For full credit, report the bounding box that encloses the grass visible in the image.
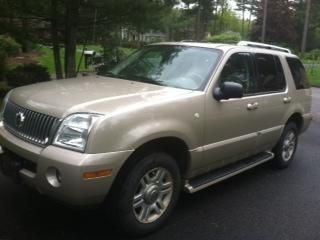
[304,59,320,87]
[307,68,320,87]
[37,45,136,77]
[37,46,87,76]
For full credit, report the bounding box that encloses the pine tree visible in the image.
[251,0,297,45]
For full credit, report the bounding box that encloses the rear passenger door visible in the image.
[252,53,289,151]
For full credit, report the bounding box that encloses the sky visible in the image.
[176,0,252,19]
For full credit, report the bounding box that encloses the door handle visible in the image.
[283,96,292,104]
[247,102,259,110]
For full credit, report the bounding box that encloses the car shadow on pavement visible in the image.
[0,162,275,240]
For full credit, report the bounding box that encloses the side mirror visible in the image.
[213,81,244,101]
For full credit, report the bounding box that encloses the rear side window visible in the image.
[255,53,286,93]
[286,57,310,89]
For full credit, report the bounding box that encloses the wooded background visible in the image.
[0,0,319,82]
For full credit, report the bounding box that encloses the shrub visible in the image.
[0,35,21,81]
[206,31,241,44]
[0,35,21,56]
[6,64,51,87]
[0,82,12,98]
[304,49,320,61]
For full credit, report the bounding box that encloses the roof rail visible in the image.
[237,41,291,54]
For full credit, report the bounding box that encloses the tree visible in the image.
[251,0,297,45]
[301,0,311,54]
[64,0,80,78]
[261,0,268,42]
[196,0,214,40]
[0,0,177,78]
[50,0,63,79]
[235,0,259,38]
[235,0,250,37]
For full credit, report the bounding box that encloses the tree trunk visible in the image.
[301,0,311,54]
[241,6,245,38]
[51,0,63,79]
[21,0,30,52]
[195,0,201,41]
[261,0,268,42]
[64,0,80,78]
[247,2,253,36]
[219,0,226,32]
[92,8,97,44]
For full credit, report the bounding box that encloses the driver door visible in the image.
[202,52,261,171]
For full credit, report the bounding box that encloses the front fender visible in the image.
[86,93,205,154]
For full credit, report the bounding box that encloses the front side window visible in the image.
[102,45,222,90]
[219,52,255,95]
[255,53,286,93]
[286,57,310,89]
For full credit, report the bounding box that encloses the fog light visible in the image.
[46,167,62,188]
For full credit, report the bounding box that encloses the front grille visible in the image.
[3,101,60,146]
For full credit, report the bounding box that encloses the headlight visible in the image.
[0,90,12,121]
[53,113,102,152]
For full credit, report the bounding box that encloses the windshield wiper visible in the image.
[121,74,167,87]
[102,72,167,87]
[103,71,119,78]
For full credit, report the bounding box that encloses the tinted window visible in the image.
[286,57,310,89]
[274,56,286,86]
[103,46,222,90]
[255,53,286,93]
[219,53,255,95]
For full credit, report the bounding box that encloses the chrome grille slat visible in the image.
[30,112,37,139]
[41,115,49,142]
[3,101,60,146]
[34,113,41,142]
[24,110,33,136]
[45,118,54,141]
[38,114,46,142]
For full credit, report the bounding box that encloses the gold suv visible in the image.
[0,41,312,235]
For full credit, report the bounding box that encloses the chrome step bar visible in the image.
[184,151,274,193]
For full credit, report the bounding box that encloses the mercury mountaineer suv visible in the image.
[0,41,312,235]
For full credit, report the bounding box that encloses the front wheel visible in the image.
[272,122,299,169]
[111,152,181,236]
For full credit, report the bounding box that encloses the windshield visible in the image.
[101,45,222,90]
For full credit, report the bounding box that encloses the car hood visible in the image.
[9,75,193,118]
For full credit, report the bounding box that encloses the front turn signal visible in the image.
[83,169,113,180]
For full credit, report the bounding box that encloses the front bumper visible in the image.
[0,124,133,206]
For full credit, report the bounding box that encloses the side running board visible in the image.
[184,151,274,193]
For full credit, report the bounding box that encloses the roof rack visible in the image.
[237,41,291,54]
[180,40,196,42]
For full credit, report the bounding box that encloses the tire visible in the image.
[272,122,299,169]
[110,152,181,236]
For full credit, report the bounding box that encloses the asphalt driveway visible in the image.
[0,88,320,240]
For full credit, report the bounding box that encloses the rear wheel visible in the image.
[111,152,181,236]
[272,122,298,169]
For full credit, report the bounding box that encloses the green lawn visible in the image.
[302,59,320,87]
[306,67,320,87]
[307,65,320,87]
[37,46,87,75]
[37,45,135,76]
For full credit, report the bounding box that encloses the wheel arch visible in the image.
[107,137,191,200]
[285,112,303,132]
